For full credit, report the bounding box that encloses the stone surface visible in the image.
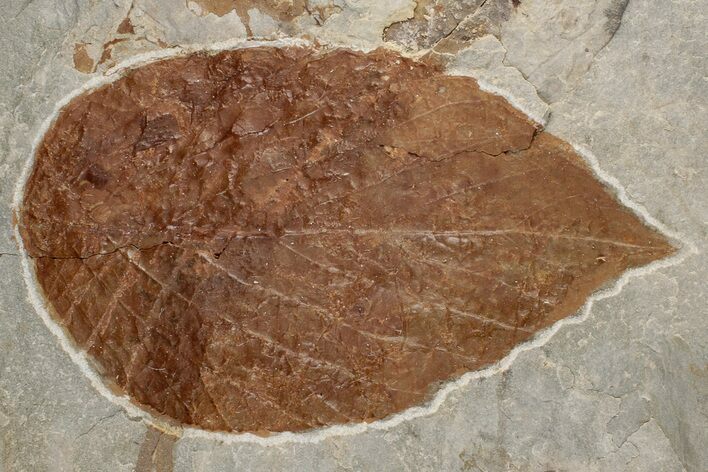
[446,35,550,124]
[0,0,705,470]
[383,0,490,50]
[19,46,671,433]
[499,0,631,103]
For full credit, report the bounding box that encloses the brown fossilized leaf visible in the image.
[20,46,673,433]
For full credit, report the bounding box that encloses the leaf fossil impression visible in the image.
[20,46,674,433]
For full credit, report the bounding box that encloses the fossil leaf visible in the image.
[20,46,673,433]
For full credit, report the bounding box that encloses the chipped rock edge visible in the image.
[11,38,694,445]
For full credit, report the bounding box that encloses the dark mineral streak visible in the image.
[20,46,673,433]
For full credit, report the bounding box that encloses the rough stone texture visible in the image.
[0,0,705,470]
[499,0,632,103]
[383,0,489,50]
[446,35,550,124]
[384,0,637,103]
[19,46,670,433]
[428,0,517,55]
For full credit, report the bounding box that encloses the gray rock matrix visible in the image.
[0,0,705,470]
